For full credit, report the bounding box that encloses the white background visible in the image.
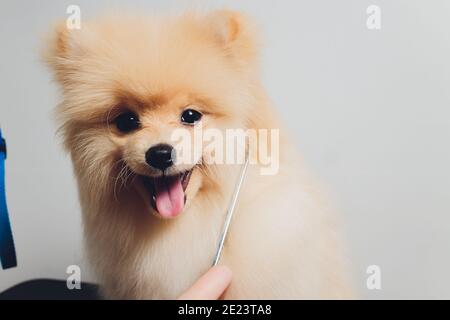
[1,0,449,299]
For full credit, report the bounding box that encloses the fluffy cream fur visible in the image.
[44,10,353,299]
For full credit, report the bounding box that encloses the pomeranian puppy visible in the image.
[44,10,353,299]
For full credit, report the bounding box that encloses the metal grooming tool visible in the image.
[212,143,250,266]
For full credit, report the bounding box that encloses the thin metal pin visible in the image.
[212,144,250,266]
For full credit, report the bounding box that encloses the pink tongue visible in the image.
[153,175,185,218]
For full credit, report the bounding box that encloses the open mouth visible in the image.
[141,170,193,218]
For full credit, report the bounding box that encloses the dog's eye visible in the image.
[114,111,140,133]
[181,109,202,125]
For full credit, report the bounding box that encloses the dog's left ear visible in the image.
[206,10,259,67]
[42,21,98,85]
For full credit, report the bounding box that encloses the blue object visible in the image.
[0,128,17,269]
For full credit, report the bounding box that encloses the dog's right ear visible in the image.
[205,10,260,69]
[43,21,95,84]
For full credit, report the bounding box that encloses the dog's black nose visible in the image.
[145,144,175,171]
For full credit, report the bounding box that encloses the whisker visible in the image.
[113,161,128,202]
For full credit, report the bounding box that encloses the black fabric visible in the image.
[0,279,100,300]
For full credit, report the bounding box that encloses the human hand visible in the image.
[177,265,232,300]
